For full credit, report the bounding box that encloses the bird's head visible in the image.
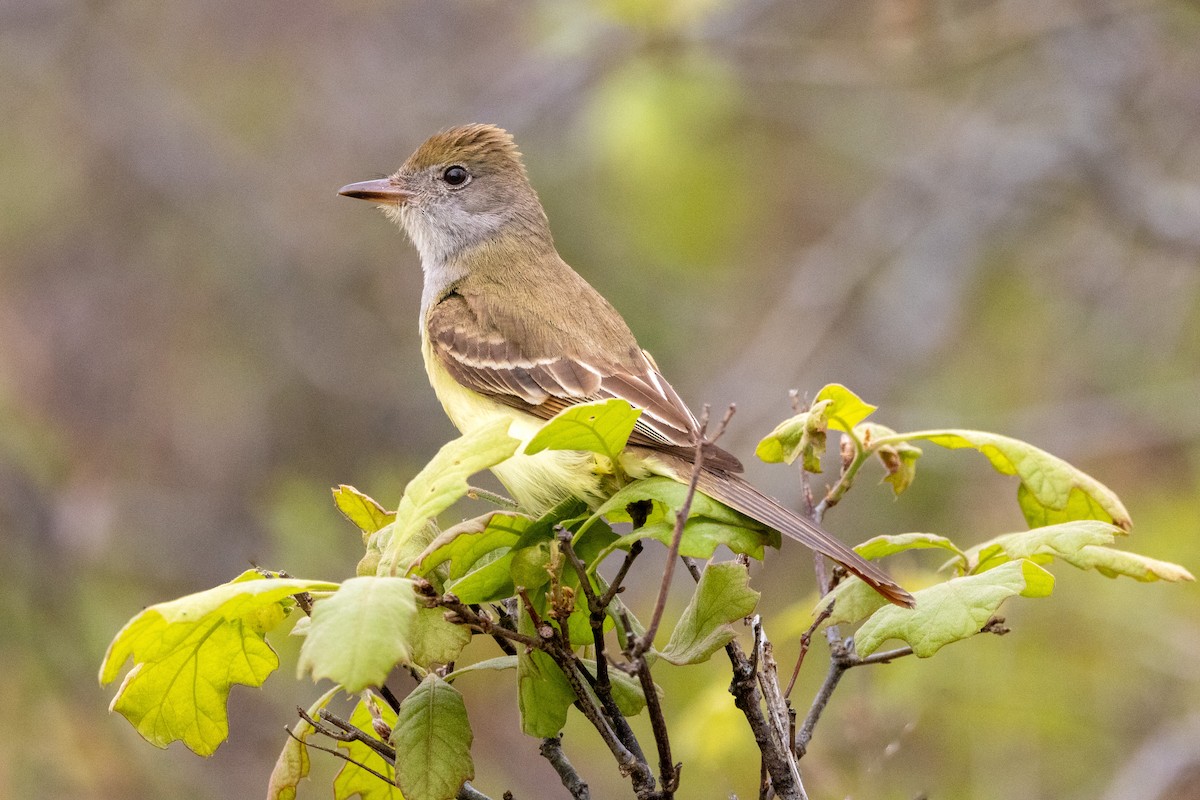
[339,124,550,264]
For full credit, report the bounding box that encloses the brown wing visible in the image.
[426,291,742,471]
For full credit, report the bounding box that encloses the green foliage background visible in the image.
[3,0,1199,798]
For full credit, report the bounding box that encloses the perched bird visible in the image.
[339,124,912,607]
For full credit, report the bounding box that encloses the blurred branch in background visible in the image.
[1,0,1197,798]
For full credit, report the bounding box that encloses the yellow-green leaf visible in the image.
[524,399,642,465]
[407,511,532,578]
[854,560,1054,658]
[100,571,338,755]
[408,606,473,668]
[855,532,965,562]
[965,520,1122,573]
[1067,546,1194,582]
[754,399,830,469]
[334,485,396,538]
[334,693,401,800]
[378,418,520,575]
[814,384,877,433]
[298,577,418,693]
[394,675,474,800]
[661,562,759,665]
[914,429,1132,530]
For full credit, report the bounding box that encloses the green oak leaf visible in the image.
[966,521,1194,582]
[408,606,473,668]
[524,398,642,465]
[408,511,532,579]
[298,577,418,693]
[585,477,778,565]
[854,560,1054,657]
[333,485,396,540]
[517,613,576,737]
[394,675,474,800]
[966,520,1122,573]
[591,476,753,528]
[377,418,520,575]
[817,577,890,629]
[816,533,966,627]
[754,398,831,470]
[597,517,774,564]
[267,686,340,800]
[912,429,1132,530]
[444,548,518,604]
[1068,547,1194,582]
[99,571,338,755]
[334,692,401,800]
[661,562,760,665]
[854,532,966,562]
[815,383,878,433]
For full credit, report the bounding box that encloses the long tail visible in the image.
[695,469,915,608]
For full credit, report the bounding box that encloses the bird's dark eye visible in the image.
[442,166,470,186]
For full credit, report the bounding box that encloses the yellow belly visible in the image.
[422,335,611,513]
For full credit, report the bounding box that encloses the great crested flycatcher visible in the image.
[339,123,912,607]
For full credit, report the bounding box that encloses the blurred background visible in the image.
[3,0,1199,797]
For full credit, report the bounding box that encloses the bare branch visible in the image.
[753,617,807,800]
[285,727,396,787]
[540,735,591,800]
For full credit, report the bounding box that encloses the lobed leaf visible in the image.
[585,477,778,566]
[855,532,966,562]
[333,485,396,539]
[965,520,1121,573]
[377,418,520,575]
[911,429,1132,530]
[814,383,878,433]
[1068,546,1194,582]
[661,562,760,665]
[524,398,642,465]
[298,577,418,693]
[407,511,532,579]
[394,675,474,800]
[99,571,337,755]
[334,693,401,800]
[854,560,1054,657]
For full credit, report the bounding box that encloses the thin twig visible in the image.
[515,584,655,797]
[378,684,402,714]
[317,710,396,762]
[557,529,646,763]
[285,727,396,787]
[620,613,679,797]
[634,406,712,657]
[458,782,494,800]
[795,641,851,759]
[429,588,543,650]
[598,541,643,609]
[784,602,834,698]
[854,645,914,666]
[540,736,591,800]
[473,603,518,656]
